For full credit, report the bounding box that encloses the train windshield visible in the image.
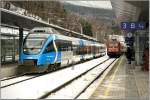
[23,33,49,54]
[108,42,118,48]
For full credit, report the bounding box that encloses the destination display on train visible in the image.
[120,22,145,30]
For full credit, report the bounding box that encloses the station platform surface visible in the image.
[90,56,149,100]
[1,63,19,79]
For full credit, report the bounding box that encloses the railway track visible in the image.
[1,57,105,88]
[75,58,118,99]
[1,56,113,99]
[0,55,105,88]
[39,58,111,99]
[1,75,25,81]
[45,58,118,99]
[1,75,41,88]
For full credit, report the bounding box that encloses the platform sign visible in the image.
[121,22,145,30]
[127,32,132,38]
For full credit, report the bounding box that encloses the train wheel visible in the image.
[55,63,61,70]
[46,64,54,72]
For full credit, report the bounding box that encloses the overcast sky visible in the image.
[64,1,112,9]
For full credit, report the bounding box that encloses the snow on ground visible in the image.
[46,58,116,99]
[1,55,108,99]
[1,75,35,87]
[77,59,119,99]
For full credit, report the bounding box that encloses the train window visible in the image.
[55,40,72,51]
[23,33,49,54]
[73,45,79,55]
[87,46,89,54]
[92,46,96,54]
[44,41,55,53]
[62,41,72,51]
[55,40,61,51]
[72,45,77,55]
[79,47,82,55]
[89,46,92,54]
[24,36,47,49]
[79,46,87,55]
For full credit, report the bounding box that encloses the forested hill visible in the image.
[63,3,115,22]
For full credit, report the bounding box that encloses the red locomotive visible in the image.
[106,39,122,57]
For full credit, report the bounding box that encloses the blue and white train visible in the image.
[20,27,106,73]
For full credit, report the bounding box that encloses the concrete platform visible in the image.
[90,56,149,100]
[1,63,19,79]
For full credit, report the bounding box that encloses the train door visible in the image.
[56,40,73,67]
[42,40,57,65]
[79,40,85,60]
[72,41,80,63]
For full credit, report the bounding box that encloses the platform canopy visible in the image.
[111,0,149,25]
[1,8,96,41]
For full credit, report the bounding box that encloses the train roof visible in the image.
[53,33,79,42]
[30,27,60,35]
[29,28,104,46]
[53,34,105,47]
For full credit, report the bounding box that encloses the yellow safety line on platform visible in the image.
[103,57,123,98]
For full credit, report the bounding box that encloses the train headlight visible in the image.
[33,48,41,53]
[24,48,27,52]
